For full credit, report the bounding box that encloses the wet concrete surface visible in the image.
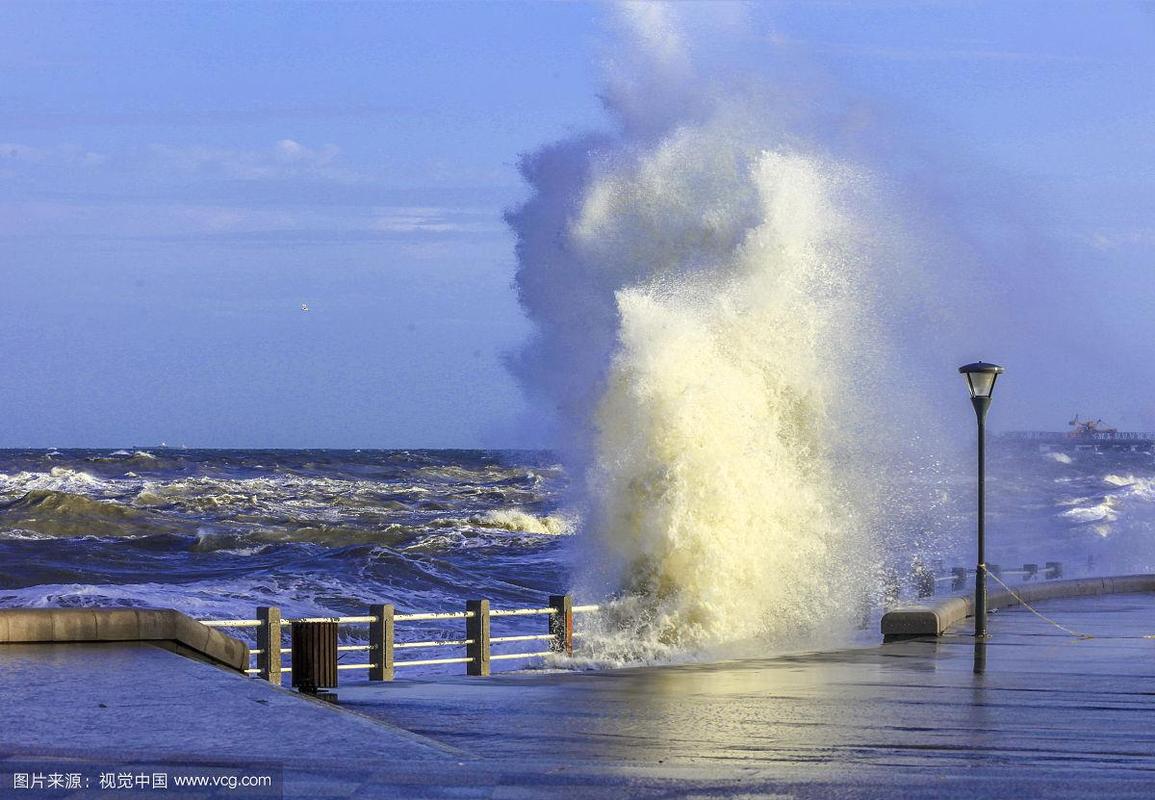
[340,593,1155,797]
[2,595,1154,798]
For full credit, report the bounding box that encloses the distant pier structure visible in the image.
[1000,415,1155,453]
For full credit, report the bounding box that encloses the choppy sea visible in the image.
[0,449,573,670]
[1,445,1153,669]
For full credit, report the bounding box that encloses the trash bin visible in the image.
[291,621,338,694]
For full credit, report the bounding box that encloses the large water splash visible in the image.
[508,5,948,661]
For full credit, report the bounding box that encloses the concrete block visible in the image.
[135,609,174,640]
[0,608,248,672]
[4,610,56,642]
[95,609,143,641]
[881,607,939,639]
[204,628,248,670]
[882,597,970,640]
[1106,575,1155,594]
[172,613,211,655]
[51,610,99,642]
[882,574,1155,640]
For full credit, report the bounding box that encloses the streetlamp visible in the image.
[959,361,1004,638]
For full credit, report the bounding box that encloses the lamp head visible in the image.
[958,361,1005,400]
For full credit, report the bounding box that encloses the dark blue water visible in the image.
[0,449,575,669]
[3,444,1155,670]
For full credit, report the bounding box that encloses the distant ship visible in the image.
[1000,415,1155,453]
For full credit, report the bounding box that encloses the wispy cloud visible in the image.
[1083,227,1155,252]
[0,137,508,247]
[0,103,434,132]
[0,142,108,167]
[148,139,358,183]
[766,33,1098,65]
[1,138,362,183]
[0,199,502,243]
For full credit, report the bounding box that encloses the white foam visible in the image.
[505,8,946,660]
[473,509,572,535]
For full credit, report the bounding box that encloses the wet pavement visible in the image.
[2,594,1154,798]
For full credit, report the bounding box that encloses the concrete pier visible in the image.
[3,594,1154,798]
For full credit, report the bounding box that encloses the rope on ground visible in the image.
[986,569,1094,639]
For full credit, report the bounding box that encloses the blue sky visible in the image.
[2,1,1153,447]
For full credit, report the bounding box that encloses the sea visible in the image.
[0,449,573,671]
[1,444,1153,670]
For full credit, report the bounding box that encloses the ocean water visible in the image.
[2,445,1154,671]
[0,449,575,669]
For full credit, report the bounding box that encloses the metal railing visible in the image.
[1002,430,1155,442]
[909,561,1064,599]
[202,594,600,684]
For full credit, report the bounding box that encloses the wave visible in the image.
[0,490,182,537]
[0,467,118,498]
[1059,499,1118,525]
[470,509,572,535]
[506,6,954,660]
[1102,474,1155,500]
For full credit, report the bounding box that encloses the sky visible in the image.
[1,1,1154,448]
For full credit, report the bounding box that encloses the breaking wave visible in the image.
[506,6,952,661]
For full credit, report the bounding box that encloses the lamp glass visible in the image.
[965,371,998,399]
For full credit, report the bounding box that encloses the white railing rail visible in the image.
[909,561,1064,599]
[202,594,600,684]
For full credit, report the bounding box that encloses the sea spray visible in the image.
[508,6,944,661]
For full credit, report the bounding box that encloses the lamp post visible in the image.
[959,361,1004,639]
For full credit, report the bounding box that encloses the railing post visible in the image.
[465,599,490,677]
[369,603,394,682]
[257,606,281,685]
[912,562,935,599]
[548,594,573,656]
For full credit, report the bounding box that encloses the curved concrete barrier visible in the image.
[0,608,249,671]
[881,574,1155,641]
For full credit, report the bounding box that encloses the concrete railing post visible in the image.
[369,603,394,682]
[548,594,573,656]
[466,599,490,677]
[257,606,282,685]
[912,563,935,598]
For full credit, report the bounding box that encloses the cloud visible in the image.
[370,207,496,234]
[148,139,356,182]
[0,198,501,243]
[0,137,506,247]
[1082,227,1155,252]
[0,142,107,166]
[765,34,1097,65]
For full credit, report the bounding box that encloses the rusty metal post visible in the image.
[548,594,573,656]
[465,599,490,677]
[257,606,281,685]
[369,603,394,682]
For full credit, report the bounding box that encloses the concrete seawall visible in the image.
[881,573,1155,640]
[0,608,249,670]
